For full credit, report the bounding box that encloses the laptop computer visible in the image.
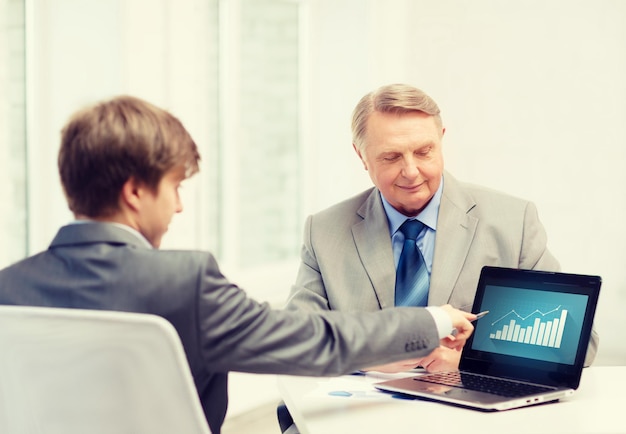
[375,266,601,410]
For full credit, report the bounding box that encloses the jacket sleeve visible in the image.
[520,201,561,271]
[285,215,333,312]
[195,252,440,376]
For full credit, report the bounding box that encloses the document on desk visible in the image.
[306,371,423,401]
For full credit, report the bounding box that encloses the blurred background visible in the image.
[2,0,625,428]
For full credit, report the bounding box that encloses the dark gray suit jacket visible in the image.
[287,172,598,365]
[0,222,442,433]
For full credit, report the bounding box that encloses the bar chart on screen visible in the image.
[489,305,567,348]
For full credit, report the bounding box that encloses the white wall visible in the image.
[307,0,626,365]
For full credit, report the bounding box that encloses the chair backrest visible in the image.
[0,305,211,434]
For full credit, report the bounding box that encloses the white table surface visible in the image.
[277,366,626,434]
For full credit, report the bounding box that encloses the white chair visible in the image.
[0,305,211,434]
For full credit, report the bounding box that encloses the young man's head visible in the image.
[58,95,201,246]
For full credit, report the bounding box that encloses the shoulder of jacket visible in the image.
[313,187,376,218]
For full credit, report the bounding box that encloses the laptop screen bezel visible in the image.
[459,266,601,389]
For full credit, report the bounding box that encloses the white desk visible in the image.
[277,366,625,434]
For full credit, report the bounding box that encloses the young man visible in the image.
[0,95,475,434]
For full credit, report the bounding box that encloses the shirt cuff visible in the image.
[425,306,453,340]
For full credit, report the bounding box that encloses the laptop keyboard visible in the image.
[415,371,555,398]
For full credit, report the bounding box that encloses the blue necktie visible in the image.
[394,219,430,307]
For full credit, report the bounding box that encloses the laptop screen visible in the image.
[461,267,601,387]
[471,285,588,365]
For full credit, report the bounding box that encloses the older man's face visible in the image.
[355,110,444,216]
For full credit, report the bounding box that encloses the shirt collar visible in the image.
[381,175,444,236]
[69,219,153,248]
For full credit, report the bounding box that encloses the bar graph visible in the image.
[489,305,567,348]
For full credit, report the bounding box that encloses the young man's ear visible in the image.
[120,177,143,212]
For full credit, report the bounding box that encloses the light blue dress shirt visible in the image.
[381,176,444,274]
[381,177,451,338]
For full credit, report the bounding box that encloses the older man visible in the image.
[286,83,598,372]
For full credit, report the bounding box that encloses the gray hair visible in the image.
[351,83,442,150]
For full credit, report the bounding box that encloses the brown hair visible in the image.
[58,95,200,217]
[351,83,442,150]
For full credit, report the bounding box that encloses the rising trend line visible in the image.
[490,305,562,326]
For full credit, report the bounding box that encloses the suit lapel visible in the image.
[352,189,396,309]
[429,173,478,306]
[349,175,478,309]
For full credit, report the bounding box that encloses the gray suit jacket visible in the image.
[287,171,598,364]
[0,223,442,434]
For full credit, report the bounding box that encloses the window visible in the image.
[218,0,303,268]
[0,0,27,267]
[1,0,306,291]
